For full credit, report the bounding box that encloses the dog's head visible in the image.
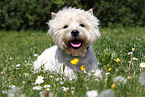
[48,7,100,56]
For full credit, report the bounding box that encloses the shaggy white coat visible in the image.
[34,7,101,79]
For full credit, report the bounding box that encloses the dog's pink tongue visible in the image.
[70,42,81,47]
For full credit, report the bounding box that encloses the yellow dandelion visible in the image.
[80,65,86,71]
[111,83,117,88]
[144,56,145,58]
[108,68,112,71]
[71,58,79,65]
[132,48,135,51]
[115,58,120,63]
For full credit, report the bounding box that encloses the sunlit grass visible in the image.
[0,27,145,97]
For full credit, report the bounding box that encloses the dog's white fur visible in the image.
[34,7,101,79]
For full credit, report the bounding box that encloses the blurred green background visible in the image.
[0,0,145,30]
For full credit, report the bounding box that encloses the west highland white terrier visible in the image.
[34,7,101,79]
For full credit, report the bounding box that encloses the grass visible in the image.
[0,27,145,97]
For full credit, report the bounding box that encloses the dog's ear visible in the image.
[51,12,56,19]
[87,8,93,15]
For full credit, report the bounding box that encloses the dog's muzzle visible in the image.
[69,30,82,49]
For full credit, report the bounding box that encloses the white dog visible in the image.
[34,7,101,79]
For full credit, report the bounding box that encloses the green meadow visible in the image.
[0,27,145,97]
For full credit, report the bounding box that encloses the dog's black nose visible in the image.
[71,30,79,37]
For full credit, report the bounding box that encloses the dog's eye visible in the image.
[80,24,85,27]
[63,25,68,29]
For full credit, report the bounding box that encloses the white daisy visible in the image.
[23,73,29,76]
[140,63,145,68]
[16,64,20,67]
[128,52,133,55]
[86,90,98,97]
[9,85,16,88]
[34,54,38,57]
[33,85,42,90]
[45,88,50,91]
[2,90,7,94]
[132,57,138,60]
[60,81,64,84]
[35,78,44,85]
[62,87,69,91]
[44,84,50,88]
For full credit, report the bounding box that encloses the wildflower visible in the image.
[71,87,75,90]
[71,91,74,95]
[132,48,135,51]
[1,71,4,75]
[86,90,98,97]
[113,76,127,85]
[2,90,7,94]
[138,72,145,86]
[128,61,131,63]
[35,78,44,85]
[86,87,89,89]
[127,76,132,79]
[35,75,44,85]
[38,75,44,79]
[99,89,116,97]
[80,65,86,71]
[108,68,112,71]
[111,83,117,88]
[9,85,16,88]
[55,78,59,81]
[60,81,64,84]
[71,58,79,65]
[140,63,145,68]
[16,68,19,70]
[132,57,138,60]
[115,58,120,62]
[33,85,42,90]
[106,73,110,75]
[62,87,69,91]
[69,91,74,96]
[16,64,20,67]
[45,88,50,91]
[34,54,38,57]
[22,81,25,84]
[44,84,50,88]
[24,60,27,63]
[128,52,133,55]
[23,73,29,76]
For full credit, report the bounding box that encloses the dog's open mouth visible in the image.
[69,40,82,49]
